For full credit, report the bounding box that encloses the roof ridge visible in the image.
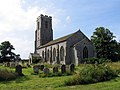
[38,31,77,48]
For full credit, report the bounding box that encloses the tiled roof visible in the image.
[38,32,75,48]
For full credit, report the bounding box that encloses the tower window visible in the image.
[37,22,39,29]
[45,21,48,28]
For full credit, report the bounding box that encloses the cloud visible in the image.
[66,16,71,23]
[1,36,33,58]
[0,0,40,34]
[0,0,65,58]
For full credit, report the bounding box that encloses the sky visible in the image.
[0,0,120,59]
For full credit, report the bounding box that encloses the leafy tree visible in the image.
[91,27,118,61]
[0,41,18,62]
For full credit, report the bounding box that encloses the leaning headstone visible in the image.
[43,67,49,75]
[40,65,44,71]
[61,65,66,73]
[70,64,75,72]
[15,65,23,76]
[53,67,58,73]
[33,65,39,74]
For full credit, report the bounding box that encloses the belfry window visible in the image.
[37,22,39,29]
[45,21,48,28]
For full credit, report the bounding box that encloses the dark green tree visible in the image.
[91,27,118,61]
[0,41,16,62]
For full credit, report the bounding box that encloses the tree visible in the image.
[0,41,18,62]
[91,27,118,61]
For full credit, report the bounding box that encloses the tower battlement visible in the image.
[37,14,52,21]
[35,14,53,52]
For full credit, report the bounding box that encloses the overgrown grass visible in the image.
[0,62,120,90]
[0,68,17,81]
[64,64,117,86]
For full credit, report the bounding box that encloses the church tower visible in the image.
[35,14,53,53]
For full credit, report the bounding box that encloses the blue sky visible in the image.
[0,0,120,59]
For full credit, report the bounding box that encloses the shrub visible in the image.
[0,69,17,81]
[84,57,108,64]
[64,64,117,85]
[32,57,42,64]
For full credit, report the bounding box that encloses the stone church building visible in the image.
[31,14,95,65]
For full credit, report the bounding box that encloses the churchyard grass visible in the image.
[0,62,120,90]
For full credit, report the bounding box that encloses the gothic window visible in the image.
[53,48,56,61]
[47,49,49,59]
[42,51,44,58]
[83,46,88,59]
[60,46,64,61]
[45,21,48,28]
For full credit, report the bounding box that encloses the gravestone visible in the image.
[6,62,10,67]
[10,62,16,68]
[61,65,66,73]
[4,63,7,67]
[40,65,44,71]
[37,65,41,69]
[33,65,39,74]
[53,67,58,73]
[70,64,75,72]
[43,67,49,75]
[15,65,23,76]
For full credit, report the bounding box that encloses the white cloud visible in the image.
[0,0,40,34]
[66,16,71,23]
[1,37,33,59]
[0,0,65,58]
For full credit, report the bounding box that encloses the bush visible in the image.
[84,57,108,64]
[32,57,42,64]
[0,69,17,81]
[64,64,117,85]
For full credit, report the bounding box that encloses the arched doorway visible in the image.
[60,46,64,61]
[83,46,88,59]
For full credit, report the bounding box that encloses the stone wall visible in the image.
[37,41,67,65]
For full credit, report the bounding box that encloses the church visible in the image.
[31,14,96,65]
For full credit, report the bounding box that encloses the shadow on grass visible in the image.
[15,75,30,83]
[0,75,30,84]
